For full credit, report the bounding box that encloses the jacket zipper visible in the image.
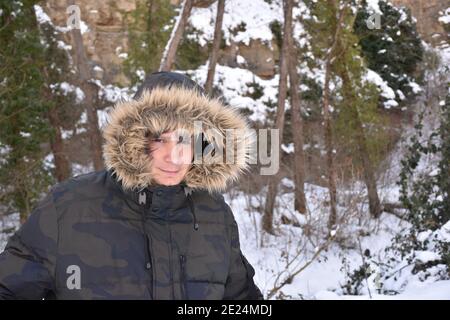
[179,254,187,299]
[140,191,153,299]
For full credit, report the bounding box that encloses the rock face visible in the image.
[391,0,448,45]
[44,0,134,85]
[41,0,447,87]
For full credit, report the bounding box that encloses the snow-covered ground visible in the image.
[226,181,450,300]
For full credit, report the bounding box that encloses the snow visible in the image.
[79,20,89,34]
[438,8,450,24]
[57,40,72,51]
[94,80,134,104]
[49,82,85,103]
[363,69,406,108]
[281,143,294,154]
[364,69,396,100]
[34,5,52,25]
[189,0,283,46]
[384,99,399,109]
[225,178,450,299]
[366,0,382,15]
[185,64,279,123]
[236,55,246,64]
[408,81,422,94]
[414,251,441,264]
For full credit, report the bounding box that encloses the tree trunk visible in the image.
[69,1,104,171]
[262,0,293,235]
[36,18,72,182]
[159,0,194,72]
[323,1,347,230]
[204,0,225,95]
[287,20,307,215]
[47,109,71,182]
[323,59,338,230]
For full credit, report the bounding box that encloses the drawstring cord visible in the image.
[183,185,199,231]
[187,194,199,231]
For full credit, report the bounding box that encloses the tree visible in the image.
[321,0,348,229]
[35,8,74,182]
[124,0,175,84]
[68,1,103,171]
[334,2,382,219]
[204,0,225,95]
[159,0,194,72]
[287,2,307,215]
[354,0,423,106]
[0,0,54,223]
[262,0,293,235]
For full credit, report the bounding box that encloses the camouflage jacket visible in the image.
[0,73,262,300]
[0,170,263,300]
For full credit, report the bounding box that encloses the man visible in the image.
[0,71,263,300]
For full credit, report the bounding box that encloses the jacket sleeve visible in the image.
[0,191,58,300]
[223,204,264,300]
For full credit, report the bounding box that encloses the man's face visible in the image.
[148,130,193,186]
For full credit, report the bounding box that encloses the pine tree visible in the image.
[0,0,54,222]
[354,0,424,106]
[124,0,175,84]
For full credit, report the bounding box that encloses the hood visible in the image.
[102,72,252,194]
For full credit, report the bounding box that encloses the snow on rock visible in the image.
[185,64,279,123]
[438,8,450,25]
[189,0,282,46]
[34,4,52,25]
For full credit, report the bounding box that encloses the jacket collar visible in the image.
[106,170,199,229]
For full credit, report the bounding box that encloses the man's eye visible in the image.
[177,136,191,145]
[151,138,163,143]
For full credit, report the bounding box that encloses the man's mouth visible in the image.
[159,168,180,175]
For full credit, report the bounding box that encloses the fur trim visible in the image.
[102,86,253,193]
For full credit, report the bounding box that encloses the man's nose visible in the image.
[163,142,183,164]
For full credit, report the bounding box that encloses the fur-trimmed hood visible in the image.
[102,74,252,194]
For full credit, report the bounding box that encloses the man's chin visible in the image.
[154,177,183,186]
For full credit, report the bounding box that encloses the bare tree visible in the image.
[204,0,225,95]
[262,0,293,235]
[159,0,194,72]
[287,12,307,214]
[68,1,103,171]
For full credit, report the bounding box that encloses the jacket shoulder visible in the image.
[190,190,235,227]
[49,170,112,204]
